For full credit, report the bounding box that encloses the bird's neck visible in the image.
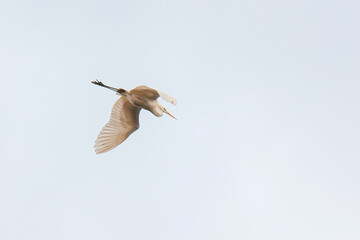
[150,102,164,117]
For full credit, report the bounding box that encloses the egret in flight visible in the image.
[91,80,177,154]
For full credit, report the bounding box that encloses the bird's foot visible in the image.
[92,79,105,87]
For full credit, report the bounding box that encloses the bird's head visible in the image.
[161,106,177,120]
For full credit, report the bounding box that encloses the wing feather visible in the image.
[130,85,177,105]
[94,97,141,154]
[158,91,177,105]
[130,85,159,100]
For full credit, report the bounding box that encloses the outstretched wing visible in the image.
[94,97,141,154]
[157,90,177,105]
[131,85,177,105]
[130,85,160,100]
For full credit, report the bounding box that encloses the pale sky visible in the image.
[0,0,359,239]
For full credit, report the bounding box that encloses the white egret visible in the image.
[91,80,177,154]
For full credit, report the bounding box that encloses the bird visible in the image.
[91,80,177,154]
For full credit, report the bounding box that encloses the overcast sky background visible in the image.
[1,0,359,239]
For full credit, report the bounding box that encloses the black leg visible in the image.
[91,79,118,92]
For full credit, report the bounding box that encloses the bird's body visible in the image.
[91,80,177,154]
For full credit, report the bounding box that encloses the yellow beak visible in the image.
[164,109,177,120]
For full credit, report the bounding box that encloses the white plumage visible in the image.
[158,91,178,105]
[92,80,177,154]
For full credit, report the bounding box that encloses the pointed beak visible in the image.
[164,109,177,120]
